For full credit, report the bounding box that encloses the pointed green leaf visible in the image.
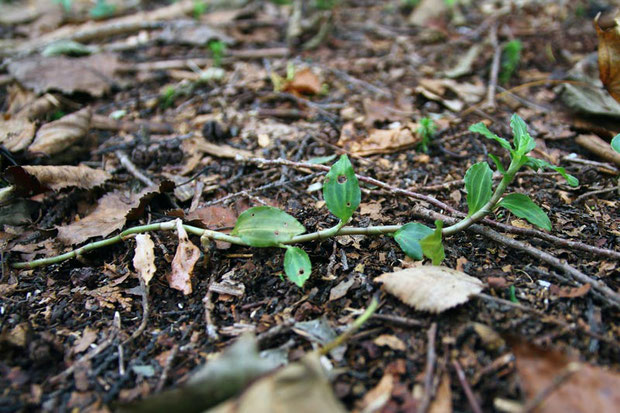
[420,220,445,265]
[464,162,493,216]
[307,154,337,164]
[510,114,536,155]
[611,134,620,154]
[525,157,579,187]
[499,193,551,231]
[488,154,506,174]
[469,122,512,152]
[323,155,361,222]
[232,206,305,247]
[394,223,433,260]
[284,246,311,287]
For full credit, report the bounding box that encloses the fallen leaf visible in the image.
[120,334,282,413]
[207,352,347,413]
[375,266,484,313]
[595,11,620,103]
[0,117,36,152]
[359,202,384,221]
[282,68,322,96]
[373,334,407,351]
[409,0,448,26]
[168,219,200,295]
[549,283,591,298]
[72,327,98,355]
[428,372,452,413]
[338,122,420,156]
[28,107,92,156]
[511,339,620,413]
[158,19,234,46]
[6,165,110,195]
[359,373,394,413]
[186,206,237,229]
[57,183,170,245]
[8,54,119,97]
[133,234,156,286]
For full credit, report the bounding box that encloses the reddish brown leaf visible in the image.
[6,165,110,195]
[186,205,237,229]
[512,339,620,413]
[549,283,591,298]
[282,68,322,96]
[595,12,620,103]
[168,220,200,295]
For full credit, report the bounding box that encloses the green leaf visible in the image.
[525,157,579,187]
[231,206,306,247]
[284,246,312,287]
[323,155,361,222]
[499,193,551,231]
[420,220,445,265]
[394,223,433,260]
[469,122,512,153]
[611,134,620,154]
[488,154,506,174]
[464,162,493,215]
[510,114,536,155]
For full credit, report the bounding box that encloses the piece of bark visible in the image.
[575,134,620,166]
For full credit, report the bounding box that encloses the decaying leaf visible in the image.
[6,165,110,195]
[338,122,420,156]
[282,67,322,96]
[186,205,238,229]
[133,234,156,286]
[0,117,36,152]
[207,352,347,413]
[57,183,170,245]
[512,339,620,413]
[428,372,452,413]
[375,266,484,313]
[8,54,119,97]
[595,12,620,103]
[28,107,92,156]
[120,334,282,413]
[168,219,200,295]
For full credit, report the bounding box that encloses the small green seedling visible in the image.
[417,117,437,153]
[11,114,579,290]
[90,0,115,19]
[193,0,207,19]
[208,40,226,67]
[315,0,339,10]
[499,40,522,84]
[53,0,72,12]
[611,134,620,154]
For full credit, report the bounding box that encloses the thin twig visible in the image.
[115,150,155,187]
[419,323,438,413]
[125,277,150,344]
[155,344,179,393]
[486,23,500,108]
[452,359,483,413]
[574,185,620,204]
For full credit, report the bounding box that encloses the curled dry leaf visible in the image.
[133,234,156,286]
[8,54,120,97]
[6,165,110,195]
[282,67,322,96]
[595,12,620,103]
[28,107,92,156]
[375,266,484,313]
[0,117,36,152]
[169,219,200,295]
[338,122,420,156]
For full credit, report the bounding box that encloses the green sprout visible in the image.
[417,117,437,153]
[90,0,115,19]
[499,40,522,84]
[193,0,207,19]
[208,40,226,68]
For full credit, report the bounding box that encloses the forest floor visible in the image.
[1,1,619,412]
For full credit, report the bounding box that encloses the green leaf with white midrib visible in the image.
[499,193,551,231]
[323,155,361,223]
[420,220,445,265]
[464,162,493,216]
[283,246,312,287]
[393,223,433,260]
[231,206,306,247]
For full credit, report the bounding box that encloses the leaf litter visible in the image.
[1,1,619,413]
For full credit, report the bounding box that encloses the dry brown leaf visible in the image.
[549,283,591,298]
[71,327,98,355]
[375,266,484,313]
[186,206,237,229]
[207,352,347,413]
[28,107,92,156]
[282,68,322,96]
[359,373,394,413]
[595,12,620,103]
[8,54,119,97]
[192,136,254,159]
[428,372,452,413]
[133,234,156,286]
[338,122,420,156]
[57,184,169,245]
[6,165,110,194]
[373,334,406,351]
[168,219,200,295]
[0,117,36,152]
[512,339,620,413]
